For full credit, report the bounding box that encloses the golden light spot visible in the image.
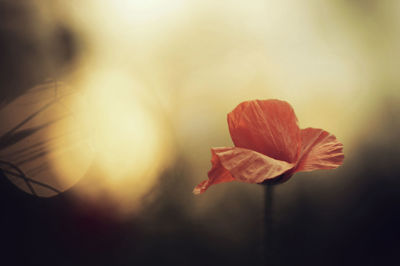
[66,68,173,214]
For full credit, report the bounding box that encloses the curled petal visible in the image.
[295,128,344,173]
[193,148,235,195]
[193,147,295,194]
[227,100,301,163]
[216,147,295,183]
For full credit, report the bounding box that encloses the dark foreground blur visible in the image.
[1,1,400,266]
[1,110,400,266]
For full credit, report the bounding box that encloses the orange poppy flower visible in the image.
[193,99,344,194]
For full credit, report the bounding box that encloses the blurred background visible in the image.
[0,0,399,265]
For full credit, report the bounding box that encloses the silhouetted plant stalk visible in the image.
[263,185,274,266]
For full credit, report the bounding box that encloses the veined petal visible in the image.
[216,147,294,184]
[227,100,301,163]
[193,148,235,195]
[295,128,344,173]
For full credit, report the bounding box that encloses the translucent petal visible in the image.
[227,99,301,163]
[215,147,295,183]
[193,146,295,194]
[193,147,235,195]
[295,128,344,172]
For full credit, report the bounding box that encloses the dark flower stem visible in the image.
[263,184,274,266]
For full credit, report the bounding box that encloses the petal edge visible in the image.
[295,128,344,173]
[193,147,235,195]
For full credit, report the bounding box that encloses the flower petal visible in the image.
[294,128,344,172]
[216,147,295,183]
[193,147,295,194]
[193,148,235,195]
[227,99,301,163]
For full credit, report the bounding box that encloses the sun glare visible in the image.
[53,68,173,214]
[83,69,169,181]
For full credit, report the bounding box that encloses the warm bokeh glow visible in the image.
[49,68,172,214]
[2,1,400,265]
[81,69,169,180]
[0,82,94,197]
[3,0,400,214]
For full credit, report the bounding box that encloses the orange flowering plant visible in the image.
[194,99,344,194]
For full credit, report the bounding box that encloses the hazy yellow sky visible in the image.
[6,0,398,214]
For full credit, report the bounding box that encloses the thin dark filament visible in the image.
[1,101,56,139]
[25,161,49,177]
[10,145,48,165]
[1,168,60,194]
[5,137,59,163]
[15,151,48,167]
[0,80,82,197]
[0,160,36,196]
[2,134,64,159]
